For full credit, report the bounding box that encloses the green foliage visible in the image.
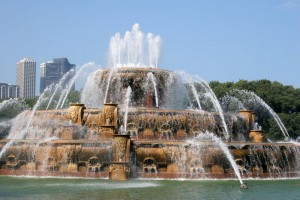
[67,90,81,104]
[24,98,38,109]
[210,80,300,140]
[0,99,28,119]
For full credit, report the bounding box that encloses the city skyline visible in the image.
[40,58,75,93]
[0,0,299,95]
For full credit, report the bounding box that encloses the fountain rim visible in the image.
[239,109,255,113]
[101,67,173,73]
[69,103,85,107]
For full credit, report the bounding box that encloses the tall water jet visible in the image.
[147,33,161,68]
[108,23,161,68]
[230,89,290,139]
[123,86,132,133]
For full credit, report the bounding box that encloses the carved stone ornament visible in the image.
[109,164,130,172]
[101,103,118,127]
[99,127,115,136]
[67,103,85,123]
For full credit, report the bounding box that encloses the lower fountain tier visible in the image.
[10,107,249,141]
[1,139,299,179]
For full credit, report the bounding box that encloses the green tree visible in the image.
[210,79,300,140]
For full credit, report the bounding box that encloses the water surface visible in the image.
[0,176,300,199]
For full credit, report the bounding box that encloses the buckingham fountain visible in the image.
[0,25,299,188]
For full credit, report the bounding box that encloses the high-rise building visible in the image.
[40,58,75,93]
[0,83,19,99]
[16,58,36,98]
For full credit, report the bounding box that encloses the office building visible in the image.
[16,58,36,98]
[0,83,19,99]
[40,58,75,93]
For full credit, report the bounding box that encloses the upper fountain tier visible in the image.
[107,23,161,69]
[89,67,181,109]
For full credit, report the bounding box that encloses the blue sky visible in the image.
[0,0,299,94]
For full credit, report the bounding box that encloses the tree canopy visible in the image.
[210,79,300,140]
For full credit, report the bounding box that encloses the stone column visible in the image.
[109,134,131,180]
[98,103,118,138]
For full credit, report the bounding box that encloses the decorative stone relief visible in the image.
[109,163,130,172]
[115,137,128,162]
[101,104,118,127]
[67,103,86,124]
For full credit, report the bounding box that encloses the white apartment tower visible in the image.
[16,58,36,98]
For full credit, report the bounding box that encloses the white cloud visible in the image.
[277,1,299,9]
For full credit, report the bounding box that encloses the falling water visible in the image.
[176,71,202,110]
[146,72,159,107]
[220,95,245,112]
[0,99,23,111]
[190,132,244,185]
[196,78,229,139]
[190,83,202,110]
[231,89,290,139]
[46,68,76,110]
[56,62,96,109]
[123,86,132,133]
[80,69,104,108]
[176,71,229,138]
[0,120,12,128]
[0,86,53,158]
[108,23,161,68]
[103,68,116,104]
[163,72,188,110]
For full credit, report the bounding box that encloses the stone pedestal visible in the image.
[98,103,118,138]
[249,130,267,143]
[239,110,255,130]
[109,162,130,180]
[109,134,131,180]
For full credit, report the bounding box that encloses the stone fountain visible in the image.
[0,24,299,184]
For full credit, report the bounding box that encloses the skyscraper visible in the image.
[40,58,75,93]
[16,58,36,98]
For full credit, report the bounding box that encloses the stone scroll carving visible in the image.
[109,163,130,173]
[67,103,86,124]
[114,136,128,162]
[101,103,118,127]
